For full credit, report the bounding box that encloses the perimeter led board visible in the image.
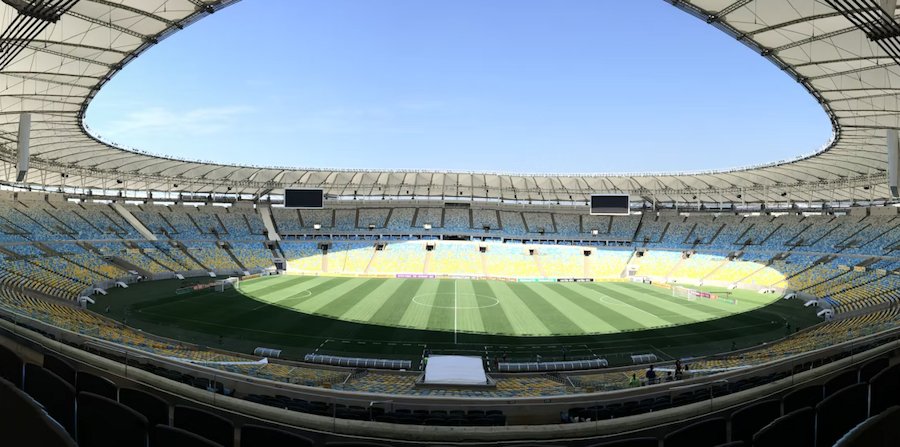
[590,194,629,215]
[284,188,324,209]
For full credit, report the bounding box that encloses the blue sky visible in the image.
[85,0,831,174]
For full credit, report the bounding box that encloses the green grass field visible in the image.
[93,275,822,367]
[236,276,777,337]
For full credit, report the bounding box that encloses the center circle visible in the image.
[411,293,500,310]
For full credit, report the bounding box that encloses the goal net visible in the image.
[672,285,737,304]
[175,277,238,295]
[215,277,239,292]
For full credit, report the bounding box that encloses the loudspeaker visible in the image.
[16,112,30,182]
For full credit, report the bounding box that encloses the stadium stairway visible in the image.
[110,202,156,241]
[270,241,285,259]
[423,248,433,274]
[770,258,824,289]
[705,223,728,246]
[108,256,153,278]
[664,256,687,282]
[534,252,547,277]
[223,244,248,271]
[257,206,281,241]
[699,258,731,282]
[173,242,210,271]
[755,222,782,246]
[0,245,23,260]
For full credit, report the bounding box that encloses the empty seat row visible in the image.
[0,348,315,447]
[0,376,75,447]
[568,356,897,447]
[2,339,899,447]
[244,392,508,426]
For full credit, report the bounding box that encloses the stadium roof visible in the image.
[0,0,897,204]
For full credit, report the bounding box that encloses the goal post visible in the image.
[671,285,736,304]
[175,277,239,295]
[215,277,239,292]
[672,285,695,299]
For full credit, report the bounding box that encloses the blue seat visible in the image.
[24,363,75,437]
[77,391,149,447]
[753,407,814,447]
[241,424,314,447]
[153,424,222,447]
[173,405,233,447]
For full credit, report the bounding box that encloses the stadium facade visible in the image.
[2,1,900,446]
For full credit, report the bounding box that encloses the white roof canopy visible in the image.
[0,0,896,204]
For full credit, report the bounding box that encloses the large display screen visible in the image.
[284,188,324,209]
[590,194,629,215]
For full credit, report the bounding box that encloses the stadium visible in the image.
[5,0,900,446]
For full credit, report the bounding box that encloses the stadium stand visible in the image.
[300,209,334,229]
[443,208,470,232]
[5,1,900,445]
[415,207,443,229]
[5,200,900,443]
[386,208,416,230]
[357,208,389,229]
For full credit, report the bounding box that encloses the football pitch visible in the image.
[236,276,778,337]
[94,275,822,366]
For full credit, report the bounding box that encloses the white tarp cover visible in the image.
[423,355,487,385]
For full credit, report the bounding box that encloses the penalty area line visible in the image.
[249,289,313,311]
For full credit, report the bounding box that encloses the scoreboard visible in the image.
[284,188,324,209]
[590,194,629,215]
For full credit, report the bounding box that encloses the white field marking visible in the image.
[454,280,458,345]
[410,292,500,309]
[250,289,311,311]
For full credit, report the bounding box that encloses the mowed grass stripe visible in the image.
[456,280,486,333]
[250,276,334,305]
[427,280,457,332]
[572,282,670,327]
[530,283,617,334]
[371,279,427,325]
[609,283,730,321]
[554,283,645,332]
[312,278,385,316]
[150,280,290,325]
[631,284,762,313]
[272,277,349,308]
[399,279,439,329]
[239,275,313,295]
[233,276,778,337]
[290,277,372,311]
[505,282,584,335]
[486,281,549,336]
[579,283,682,326]
[339,278,408,323]
[470,281,514,335]
[606,283,721,321]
